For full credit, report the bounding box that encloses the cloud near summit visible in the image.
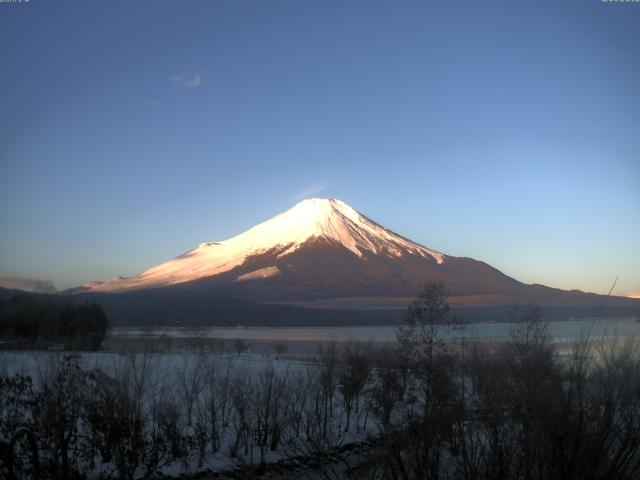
[171,73,201,88]
[294,182,333,200]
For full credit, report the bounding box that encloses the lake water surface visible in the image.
[111,317,640,344]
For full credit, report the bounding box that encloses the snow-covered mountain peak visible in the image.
[86,198,444,292]
[262,198,360,232]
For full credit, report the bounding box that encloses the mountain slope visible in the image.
[87,198,446,293]
[79,198,638,315]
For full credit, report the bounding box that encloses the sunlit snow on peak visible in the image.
[87,198,445,292]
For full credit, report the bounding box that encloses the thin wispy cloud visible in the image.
[294,182,333,201]
[171,72,201,88]
[145,99,160,108]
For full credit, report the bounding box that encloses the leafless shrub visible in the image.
[0,372,37,479]
[202,356,235,453]
[177,355,205,428]
[338,341,371,433]
[31,354,92,478]
[232,338,251,356]
[229,366,253,458]
[252,365,291,462]
[273,342,288,359]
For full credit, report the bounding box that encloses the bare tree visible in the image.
[177,355,205,427]
[339,342,371,432]
[252,365,291,463]
[202,356,235,453]
[229,367,253,458]
[288,370,310,440]
[232,338,250,356]
[32,354,90,478]
[375,283,463,479]
[396,282,455,364]
[0,373,37,479]
[273,342,288,359]
[318,342,340,432]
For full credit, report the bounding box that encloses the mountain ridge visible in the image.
[83,198,446,293]
[71,198,638,322]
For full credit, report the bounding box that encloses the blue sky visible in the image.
[1,0,638,295]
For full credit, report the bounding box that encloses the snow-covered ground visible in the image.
[0,349,381,478]
[3,317,639,478]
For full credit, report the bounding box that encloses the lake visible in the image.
[110,317,640,345]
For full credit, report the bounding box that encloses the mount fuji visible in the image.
[73,198,637,325]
